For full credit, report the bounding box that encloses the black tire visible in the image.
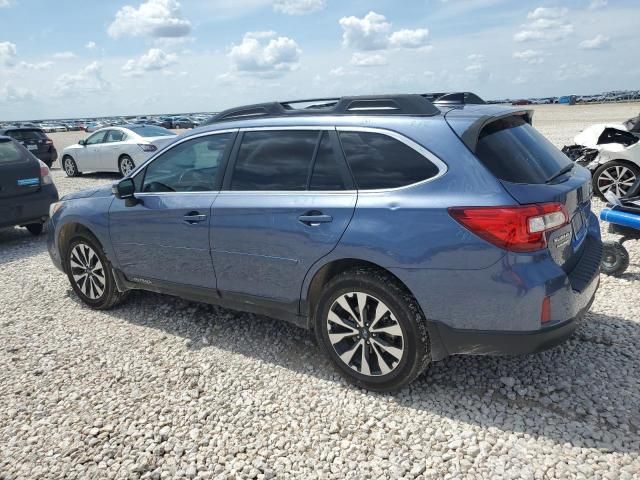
[601,241,630,276]
[118,155,135,177]
[314,267,431,392]
[64,232,128,309]
[593,161,640,199]
[26,223,43,236]
[63,155,81,177]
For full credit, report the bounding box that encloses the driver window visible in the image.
[85,131,107,145]
[142,132,234,192]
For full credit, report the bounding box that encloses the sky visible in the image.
[0,0,639,120]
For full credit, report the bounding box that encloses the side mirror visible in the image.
[78,139,86,146]
[113,178,135,199]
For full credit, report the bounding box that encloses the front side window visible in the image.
[142,132,234,192]
[231,130,319,191]
[85,131,107,145]
[339,131,440,190]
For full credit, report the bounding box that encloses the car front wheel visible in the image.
[315,268,431,392]
[64,233,128,309]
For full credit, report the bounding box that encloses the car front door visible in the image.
[211,128,356,313]
[109,131,236,290]
[80,130,108,172]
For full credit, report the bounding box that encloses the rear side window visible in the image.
[475,116,572,184]
[338,131,439,190]
[310,132,346,191]
[231,131,318,191]
[0,140,24,163]
[6,129,46,141]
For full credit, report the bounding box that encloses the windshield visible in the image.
[475,115,572,184]
[127,125,175,138]
[0,140,25,163]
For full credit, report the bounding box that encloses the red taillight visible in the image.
[138,143,157,152]
[38,160,53,185]
[448,203,569,253]
[541,296,551,324]
[44,139,53,145]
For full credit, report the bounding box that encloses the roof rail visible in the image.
[422,92,486,105]
[206,94,441,124]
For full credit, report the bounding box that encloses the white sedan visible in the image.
[61,125,177,177]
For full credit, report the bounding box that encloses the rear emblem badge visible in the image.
[553,232,571,248]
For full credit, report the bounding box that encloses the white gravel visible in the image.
[1,104,640,479]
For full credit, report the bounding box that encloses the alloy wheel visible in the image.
[120,157,134,176]
[597,165,637,198]
[326,292,405,377]
[64,158,75,176]
[69,243,106,300]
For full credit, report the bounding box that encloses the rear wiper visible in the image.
[546,163,574,183]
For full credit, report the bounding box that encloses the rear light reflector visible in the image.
[541,296,551,324]
[448,203,569,253]
[38,159,53,185]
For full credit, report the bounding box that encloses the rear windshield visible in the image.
[475,116,572,184]
[6,129,47,141]
[127,125,175,137]
[0,140,24,163]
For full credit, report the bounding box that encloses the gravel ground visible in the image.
[1,104,640,479]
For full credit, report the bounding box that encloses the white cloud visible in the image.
[388,28,430,49]
[467,53,485,61]
[339,11,391,51]
[122,48,178,76]
[465,64,484,73]
[85,41,97,49]
[18,61,53,70]
[54,62,110,97]
[514,7,573,42]
[0,41,17,66]
[227,31,301,77]
[556,62,597,81]
[53,51,76,59]
[0,84,34,103]
[0,0,10,7]
[588,0,607,9]
[350,52,388,67]
[513,49,544,64]
[273,0,325,15]
[108,0,192,39]
[339,11,431,51]
[579,34,610,50]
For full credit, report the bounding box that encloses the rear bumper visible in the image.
[0,184,58,228]
[431,284,596,357]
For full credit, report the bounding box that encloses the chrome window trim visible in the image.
[239,126,335,132]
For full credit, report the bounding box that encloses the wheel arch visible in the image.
[57,222,103,273]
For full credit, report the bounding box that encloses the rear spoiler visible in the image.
[450,109,534,152]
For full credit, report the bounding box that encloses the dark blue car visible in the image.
[0,136,58,235]
[47,94,602,391]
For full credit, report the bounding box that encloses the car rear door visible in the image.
[211,128,356,313]
[103,129,128,172]
[0,139,41,226]
[109,131,236,289]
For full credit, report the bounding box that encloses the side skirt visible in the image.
[112,270,309,330]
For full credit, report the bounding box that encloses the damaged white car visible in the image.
[563,114,640,198]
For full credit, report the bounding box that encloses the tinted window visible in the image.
[85,132,107,145]
[339,131,439,190]
[0,140,24,163]
[231,131,318,191]
[6,129,46,141]
[310,132,345,191]
[105,130,126,143]
[475,116,572,184]
[142,133,234,192]
[128,125,175,137]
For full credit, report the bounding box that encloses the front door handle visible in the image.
[298,213,333,226]
[183,212,207,224]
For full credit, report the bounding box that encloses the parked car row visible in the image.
[0,126,57,167]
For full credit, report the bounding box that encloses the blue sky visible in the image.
[0,0,638,120]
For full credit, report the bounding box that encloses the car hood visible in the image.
[574,123,628,147]
[61,183,113,201]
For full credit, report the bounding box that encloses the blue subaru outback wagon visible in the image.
[48,93,602,391]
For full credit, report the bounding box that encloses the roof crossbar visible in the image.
[206,94,442,124]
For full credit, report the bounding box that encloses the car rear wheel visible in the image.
[65,233,128,309]
[593,161,639,199]
[119,155,135,177]
[26,223,43,236]
[63,155,80,177]
[315,268,431,392]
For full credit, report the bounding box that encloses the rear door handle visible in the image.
[183,212,207,224]
[298,213,333,226]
